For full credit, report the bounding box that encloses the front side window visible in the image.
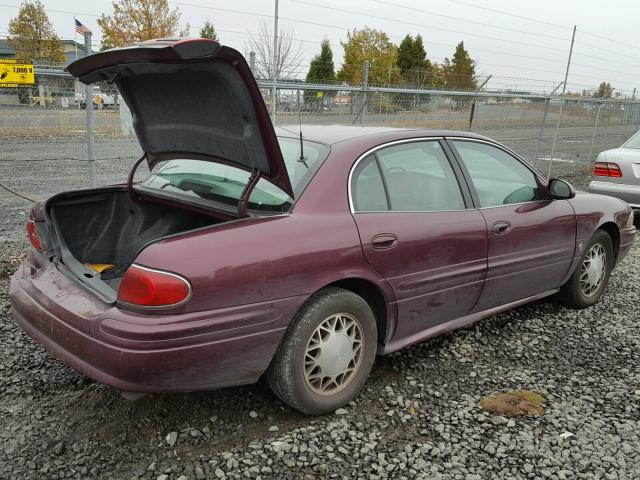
[351,140,465,212]
[451,140,542,208]
[139,137,329,212]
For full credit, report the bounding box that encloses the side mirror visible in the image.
[548,178,575,200]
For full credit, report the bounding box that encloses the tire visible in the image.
[267,287,378,415]
[556,230,614,308]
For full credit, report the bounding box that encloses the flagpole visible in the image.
[74,16,78,60]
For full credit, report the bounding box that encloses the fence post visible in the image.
[361,60,369,126]
[84,31,96,187]
[587,101,603,164]
[536,82,564,164]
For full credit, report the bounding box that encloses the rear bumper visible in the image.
[9,253,302,392]
[588,181,640,208]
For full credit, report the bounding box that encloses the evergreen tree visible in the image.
[199,20,218,41]
[396,34,433,87]
[305,39,336,105]
[442,41,476,91]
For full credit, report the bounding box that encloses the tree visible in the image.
[397,34,433,88]
[337,27,400,86]
[304,39,336,105]
[7,0,64,64]
[97,0,189,50]
[594,81,614,98]
[199,20,218,41]
[243,22,303,80]
[442,42,476,91]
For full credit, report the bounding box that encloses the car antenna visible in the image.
[298,101,308,168]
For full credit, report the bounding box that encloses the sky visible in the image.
[2,0,640,96]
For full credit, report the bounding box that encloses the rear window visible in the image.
[139,137,329,212]
[623,131,640,149]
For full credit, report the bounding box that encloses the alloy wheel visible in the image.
[580,243,607,297]
[303,313,364,396]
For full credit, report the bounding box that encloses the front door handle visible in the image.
[371,233,399,250]
[491,220,512,235]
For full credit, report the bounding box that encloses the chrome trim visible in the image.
[117,263,193,309]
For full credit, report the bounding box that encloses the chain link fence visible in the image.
[2,65,640,182]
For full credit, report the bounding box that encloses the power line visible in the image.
[288,0,573,54]
[371,0,570,43]
[440,0,570,30]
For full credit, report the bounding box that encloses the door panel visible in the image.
[350,139,488,341]
[448,139,577,311]
[354,211,488,339]
[473,201,576,311]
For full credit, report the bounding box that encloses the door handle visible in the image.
[491,220,512,235]
[371,233,399,250]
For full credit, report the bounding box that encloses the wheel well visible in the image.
[327,278,389,344]
[598,222,620,261]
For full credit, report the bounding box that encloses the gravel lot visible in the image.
[1,129,639,479]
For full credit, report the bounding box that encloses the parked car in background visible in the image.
[589,131,640,210]
[10,39,636,415]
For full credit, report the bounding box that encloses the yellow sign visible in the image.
[316,91,324,98]
[0,60,35,87]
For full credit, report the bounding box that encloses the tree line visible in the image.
[5,0,617,98]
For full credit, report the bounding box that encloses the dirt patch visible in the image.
[480,390,545,416]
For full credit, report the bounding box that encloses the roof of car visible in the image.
[274,124,490,146]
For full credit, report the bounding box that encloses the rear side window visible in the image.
[352,155,389,211]
[351,140,465,212]
[451,140,541,208]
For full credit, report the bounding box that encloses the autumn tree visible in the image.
[594,81,614,98]
[397,34,433,87]
[337,27,400,86]
[7,0,64,64]
[199,20,218,41]
[304,39,336,105]
[97,0,189,50]
[243,22,303,80]
[442,41,476,91]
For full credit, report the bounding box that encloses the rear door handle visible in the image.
[371,233,399,250]
[491,220,512,235]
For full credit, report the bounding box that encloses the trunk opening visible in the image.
[46,187,231,302]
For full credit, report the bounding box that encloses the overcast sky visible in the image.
[2,0,640,95]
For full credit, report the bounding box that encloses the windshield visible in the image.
[623,131,640,149]
[140,137,329,212]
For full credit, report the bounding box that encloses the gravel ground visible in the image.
[1,130,639,479]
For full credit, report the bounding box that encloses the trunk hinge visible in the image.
[238,168,262,217]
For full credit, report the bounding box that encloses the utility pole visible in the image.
[271,0,278,124]
[84,30,96,187]
[361,60,369,126]
[249,51,256,76]
[547,25,576,178]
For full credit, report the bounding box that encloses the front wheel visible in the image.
[556,230,614,308]
[267,287,377,415]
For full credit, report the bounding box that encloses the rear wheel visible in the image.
[556,230,614,308]
[267,287,377,415]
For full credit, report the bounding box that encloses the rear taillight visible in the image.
[117,264,191,307]
[26,219,44,251]
[593,162,622,177]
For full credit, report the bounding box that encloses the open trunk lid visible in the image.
[66,38,293,197]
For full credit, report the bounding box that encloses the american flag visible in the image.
[75,19,90,35]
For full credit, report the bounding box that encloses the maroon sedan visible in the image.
[10,39,636,414]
